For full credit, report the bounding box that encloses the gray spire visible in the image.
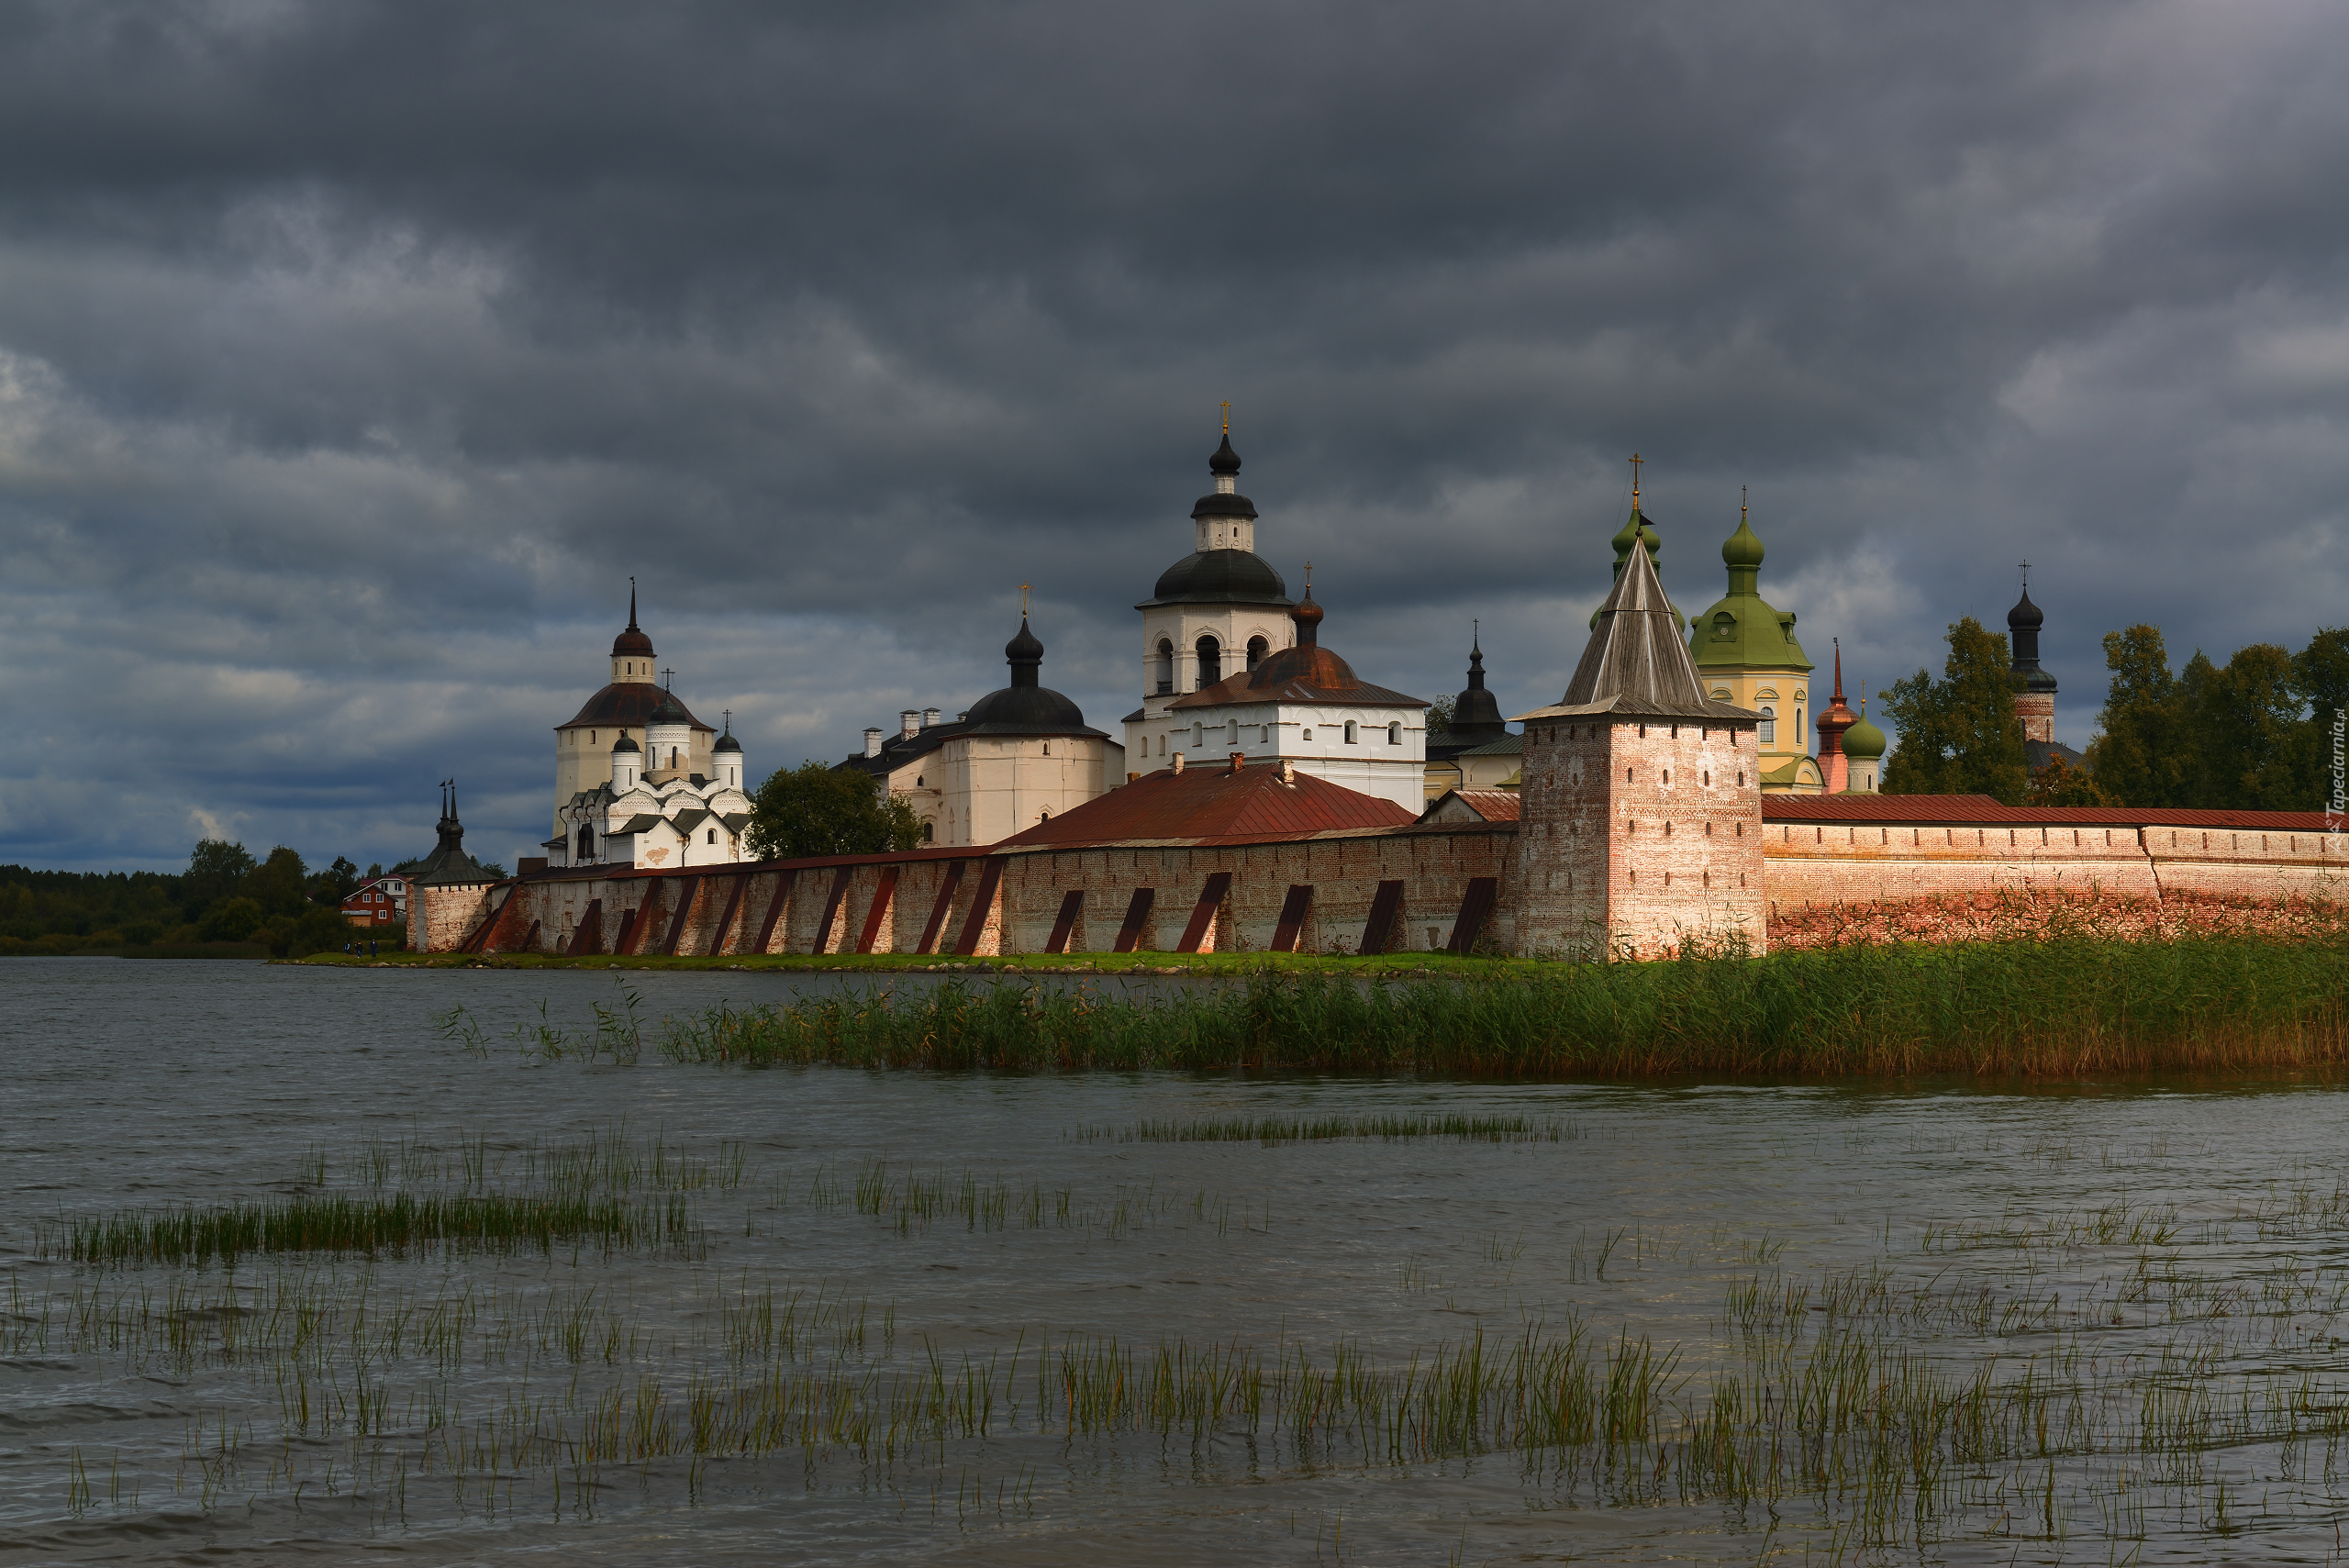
[1531,522,1753,723]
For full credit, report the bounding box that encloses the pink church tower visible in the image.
[1815,639,1858,794]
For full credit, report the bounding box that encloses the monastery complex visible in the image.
[406,431,2344,958]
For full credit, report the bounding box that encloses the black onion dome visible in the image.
[1143,550,1291,607]
[610,731,640,752]
[1005,616,1045,666]
[1449,639,1508,743]
[713,731,742,753]
[1191,490,1259,521]
[648,691,692,727]
[961,615,1106,736]
[2008,589,2044,630]
[962,683,1094,732]
[1208,433,1241,476]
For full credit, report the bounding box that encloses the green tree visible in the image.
[745,762,926,861]
[2025,753,2112,807]
[242,846,310,917]
[1878,617,2031,803]
[2085,626,2183,808]
[2288,627,2349,812]
[2179,643,2301,809]
[260,905,354,959]
[307,856,361,905]
[181,840,257,920]
[1424,695,1454,742]
[200,896,264,942]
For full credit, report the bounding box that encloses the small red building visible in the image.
[342,877,407,927]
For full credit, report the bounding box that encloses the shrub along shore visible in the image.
[410,935,2349,1081]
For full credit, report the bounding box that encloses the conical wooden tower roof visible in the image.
[1519,520,1755,725]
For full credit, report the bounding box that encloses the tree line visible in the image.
[2,840,394,958]
[1880,618,2349,809]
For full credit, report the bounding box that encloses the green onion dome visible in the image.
[1842,706,1887,761]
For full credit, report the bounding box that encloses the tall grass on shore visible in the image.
[645,935,2349,1079]
[1073,1113,1573,1144]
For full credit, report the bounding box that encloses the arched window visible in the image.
[1259,725,1270,744]
[1758,706,1776,745]
[1154,639,1174,695]
[1196,634,1221,687]
[1227,719,1239,745]
[922,820,935,842]
[1193,722,1204,748]
[1343,720,1358,744]
[1387,722,1401,745]
[575,825,594,860]
[1041,740,1050,755]
[1246,635,1269,671]
[707,828,717,844]
[1794,706,1804,741]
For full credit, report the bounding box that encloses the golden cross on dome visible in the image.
[1304,559,1312,591]
[1019,582,1031,617]
[1219,400,1231,434]
[1630,451,1642,504]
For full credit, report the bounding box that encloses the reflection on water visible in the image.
[4,957,2348,1563]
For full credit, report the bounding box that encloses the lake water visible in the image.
[5,957,2348,1564]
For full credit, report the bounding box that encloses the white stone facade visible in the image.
[1139,700,1427,814]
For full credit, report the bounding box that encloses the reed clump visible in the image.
[647,934,2349,1079]
[50,1190,701,1268]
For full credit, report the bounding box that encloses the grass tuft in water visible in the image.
[49,1190,701,1268]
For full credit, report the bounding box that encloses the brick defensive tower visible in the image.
[1515,512,1765,960]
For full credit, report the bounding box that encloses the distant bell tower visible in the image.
[2008,567,2056,745]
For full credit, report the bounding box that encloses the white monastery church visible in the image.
[542,587,755,870]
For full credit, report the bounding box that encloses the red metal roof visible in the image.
[1762,795,2337,832]
[1420,789,1522,823]
[997,761,1417,848]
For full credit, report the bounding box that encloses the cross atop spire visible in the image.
[628,576,638,630]
[1630,451,1642,506]
[1019,581,1031,617]
[1219,399,1231,435]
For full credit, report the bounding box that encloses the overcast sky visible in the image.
[3,1,2345,873]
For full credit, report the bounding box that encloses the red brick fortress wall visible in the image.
[1762,807,2347,915]
[417,806,2344,958]
[443,827,1520,959]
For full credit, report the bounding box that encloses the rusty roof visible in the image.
[996,760,1418,849]
[1762,795,2340,832]
[1419,788,1523,824]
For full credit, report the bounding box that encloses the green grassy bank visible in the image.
[531,935,2349,1080]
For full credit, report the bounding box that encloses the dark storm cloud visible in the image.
[1,0,2344,868]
